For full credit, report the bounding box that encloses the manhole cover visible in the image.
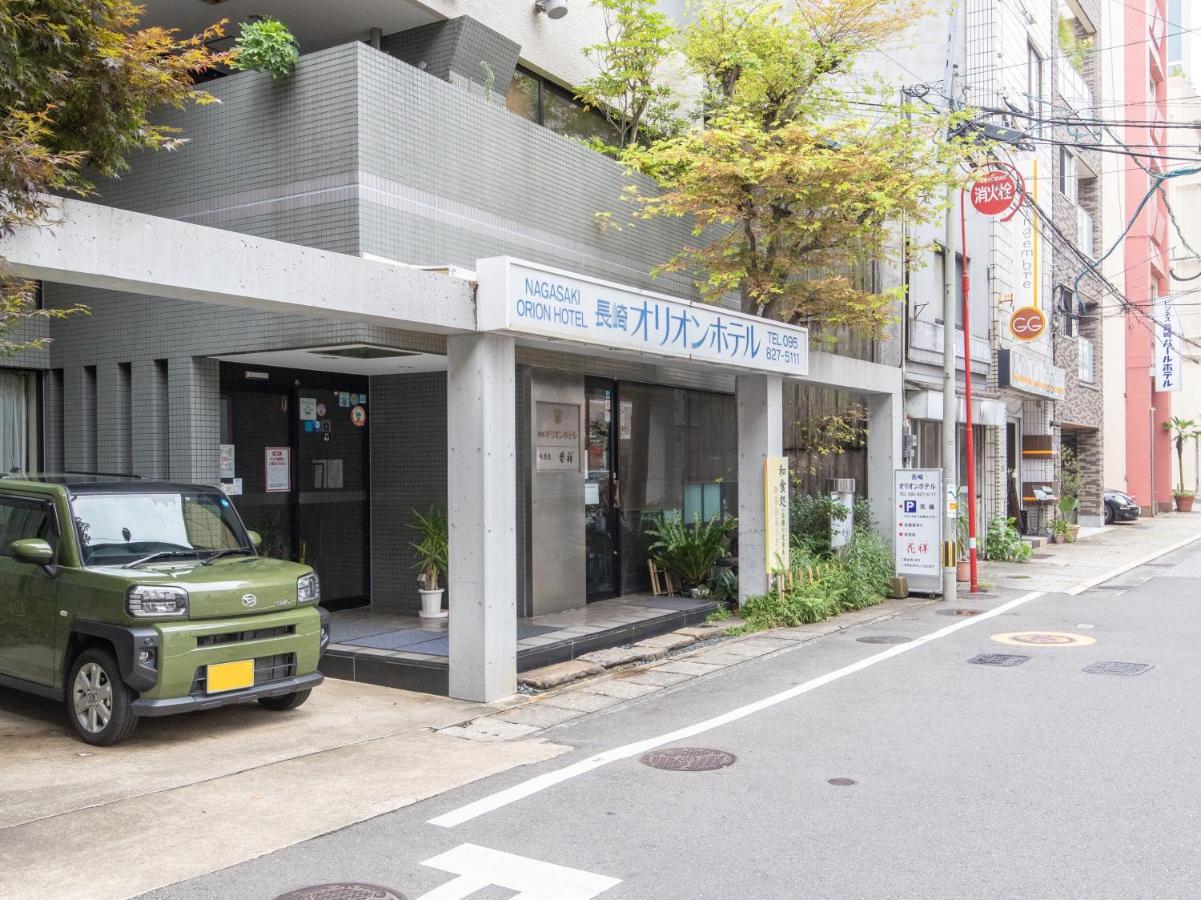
[856,635,911,644]
[937,608,984,617]
[1083,661,1154,676]
[992,631,1096,647]
[828,777,857,786]
[641,747,736,771]
[275,885,406,900]
[968,653,1030,667]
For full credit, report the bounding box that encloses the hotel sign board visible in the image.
[476,258,808,378]
[997,348,1065,401]
[894,468,942,585]
[1154,295,1182,393]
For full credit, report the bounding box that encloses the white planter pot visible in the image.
[418,588,447,619]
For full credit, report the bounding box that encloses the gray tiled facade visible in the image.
[20,37,727,613]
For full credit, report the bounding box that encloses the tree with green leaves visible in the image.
[1164,415,1196,496]
[576,0,681,151]
[620,0,976,338]
[0,0,232,354]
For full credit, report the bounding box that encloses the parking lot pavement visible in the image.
[0,678,568,900]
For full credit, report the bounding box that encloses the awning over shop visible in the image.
[905,390,1007,427]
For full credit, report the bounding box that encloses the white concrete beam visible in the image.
[804,350,903,397]
[0,198,476,333]
[736,374,783,604]
[446,333,517,702]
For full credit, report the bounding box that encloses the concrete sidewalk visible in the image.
[0,680,568,900]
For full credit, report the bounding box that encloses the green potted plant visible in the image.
[409,507,449,619]
[1058,495,1080,543]
[1049,516,1070,544]
[1164,416,1197,512]
[955,494,971,582]
[646,513,735,594]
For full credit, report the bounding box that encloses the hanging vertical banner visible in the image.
[1155,295,1182,392]
[1004,152,1043,319]
[764,457,790,574]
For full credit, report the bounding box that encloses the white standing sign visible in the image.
[1154,295,1182,392]
[894,468,942,582]
[477,258,808,378]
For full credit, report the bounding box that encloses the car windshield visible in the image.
[71,492,251,567]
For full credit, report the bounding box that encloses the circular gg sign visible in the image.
[1009,306,1046,341]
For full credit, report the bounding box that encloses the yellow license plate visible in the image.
[206,659,254,693]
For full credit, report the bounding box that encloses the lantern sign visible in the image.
[1008,305,1047,342]
[969,164,1024,221]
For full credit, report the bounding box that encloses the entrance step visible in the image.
[518,660,603,690]
[578,645,668,669]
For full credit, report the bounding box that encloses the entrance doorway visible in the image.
[219,363,370,609]
[584,378,620,600]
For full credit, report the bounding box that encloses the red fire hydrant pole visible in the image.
[960,188,979,593]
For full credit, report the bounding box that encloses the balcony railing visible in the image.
[1077,206,1095,257]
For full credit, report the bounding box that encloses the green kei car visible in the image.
[0,475,327,745]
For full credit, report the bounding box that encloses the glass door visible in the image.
[585,379,620,600]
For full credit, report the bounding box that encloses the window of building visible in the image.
[505,66,619,145]
[934,248,967,330]
[1078,335,1095,383]
[1059,146,1078,202]
[1027,41,1045,130]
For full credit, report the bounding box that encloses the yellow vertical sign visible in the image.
[764,457,790,575]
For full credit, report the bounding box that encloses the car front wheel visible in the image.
[67,648,138,746]
[1104,503,1115,525]
[258,689,311,711]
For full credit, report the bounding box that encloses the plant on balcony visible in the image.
[0,1,231,353]
[576,0,681,151]
[1164,416,1197,512]
[620,0,978,338]
[232,17,299,80]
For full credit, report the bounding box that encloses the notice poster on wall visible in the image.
[894,468,942,583]
[299,397,318,421]
[535,401,581,473]
[219,444,236,479]
[265,447,291,493]
[764,457,789,574]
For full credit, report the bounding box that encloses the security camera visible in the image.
[536,0,568,19]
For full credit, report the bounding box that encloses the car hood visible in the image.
[93,556,313,620]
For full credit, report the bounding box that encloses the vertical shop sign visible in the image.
[764,457,790,574]
[265,447,291,492]
[1154,295,1181,392]
[894,469,942,578]
[219,444,235,479]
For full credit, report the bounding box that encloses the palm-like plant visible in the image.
[1164,416,1197,496]
[646,513,735,588]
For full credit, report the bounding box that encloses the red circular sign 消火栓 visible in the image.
[1008,306,1047,341]
[970,168,1020,216]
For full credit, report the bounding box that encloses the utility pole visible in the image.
[941,51,960,602]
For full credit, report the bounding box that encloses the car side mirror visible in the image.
[10,538,57,574]
[246,530,263,551]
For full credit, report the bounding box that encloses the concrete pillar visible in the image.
[736,374,782,604]
[867,391,902,540]
[446,333,517,702]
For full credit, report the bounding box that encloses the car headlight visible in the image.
[127,585,189,618]
[297,572,320,605]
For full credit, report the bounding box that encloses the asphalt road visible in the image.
[146,538,1201,900]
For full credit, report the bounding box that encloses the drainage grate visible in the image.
[1032,553,1054,559]
[1083,661,1154,676]
[968,653,1030,667]
[641,747,736,771]
[274,885,406,900]
[1088,584,1129,591]
[828,777,857,786]
[937,608,984,617]
[856,635,911,644]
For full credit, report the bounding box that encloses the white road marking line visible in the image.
[416,843,620,899]
[429,527,1201,830]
